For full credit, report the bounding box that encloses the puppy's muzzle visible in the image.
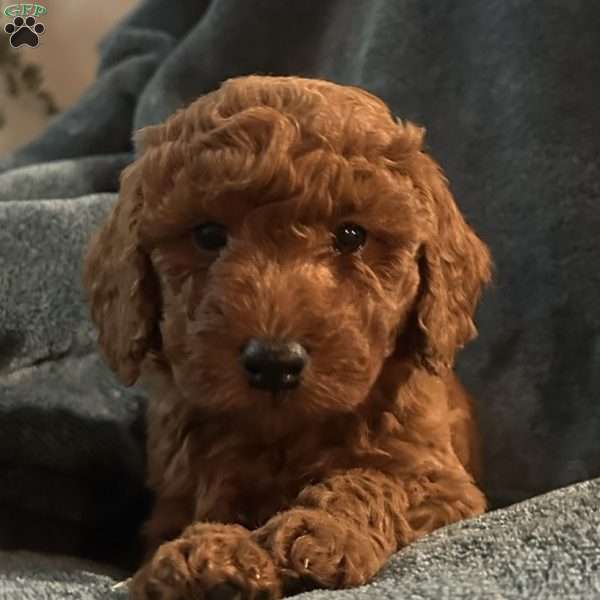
[240,338,308,392]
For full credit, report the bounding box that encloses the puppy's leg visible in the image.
[253,467,485,592]
[130,523,281,600]
[141,496,194,561]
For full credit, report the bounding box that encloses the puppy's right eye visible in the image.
[192,222,228,251]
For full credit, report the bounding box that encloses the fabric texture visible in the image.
[0,0,599,597]
[2,480,600,599]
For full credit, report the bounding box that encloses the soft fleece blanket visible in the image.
[1,0,599,597]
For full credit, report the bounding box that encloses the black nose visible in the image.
[240,338,308,391]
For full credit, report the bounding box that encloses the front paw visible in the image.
[130,523,281,600]
[253,509,378,592]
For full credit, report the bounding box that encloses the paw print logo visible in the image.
[4,15,45,48]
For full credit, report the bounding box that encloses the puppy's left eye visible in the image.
[192,222,228,251]
[333,223,367,254]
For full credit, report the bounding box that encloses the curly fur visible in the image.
[83,75,491,599]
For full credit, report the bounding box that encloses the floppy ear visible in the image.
[82,157,161,385]
[388,121,492,373]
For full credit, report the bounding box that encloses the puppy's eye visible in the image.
[192,222,228,251]
[333,223,367,254]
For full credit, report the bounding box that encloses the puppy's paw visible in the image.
[130,524,281,600]
[253,508,376,592]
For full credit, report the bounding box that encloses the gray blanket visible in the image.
[1,0,599,597]
[2,479,599,599]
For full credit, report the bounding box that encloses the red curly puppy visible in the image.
[83,75,491,599]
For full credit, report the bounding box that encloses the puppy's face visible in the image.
[142,168,423,424]
[83,76,491,431]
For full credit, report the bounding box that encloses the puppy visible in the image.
[83,75,491,599]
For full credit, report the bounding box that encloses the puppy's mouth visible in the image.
[267,388,294,405]
[244,371,306,409]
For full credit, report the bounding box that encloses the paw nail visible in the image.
[248,567,262,581]
[111,578,131,591]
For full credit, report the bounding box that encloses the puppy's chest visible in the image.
[192,436,330,529]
